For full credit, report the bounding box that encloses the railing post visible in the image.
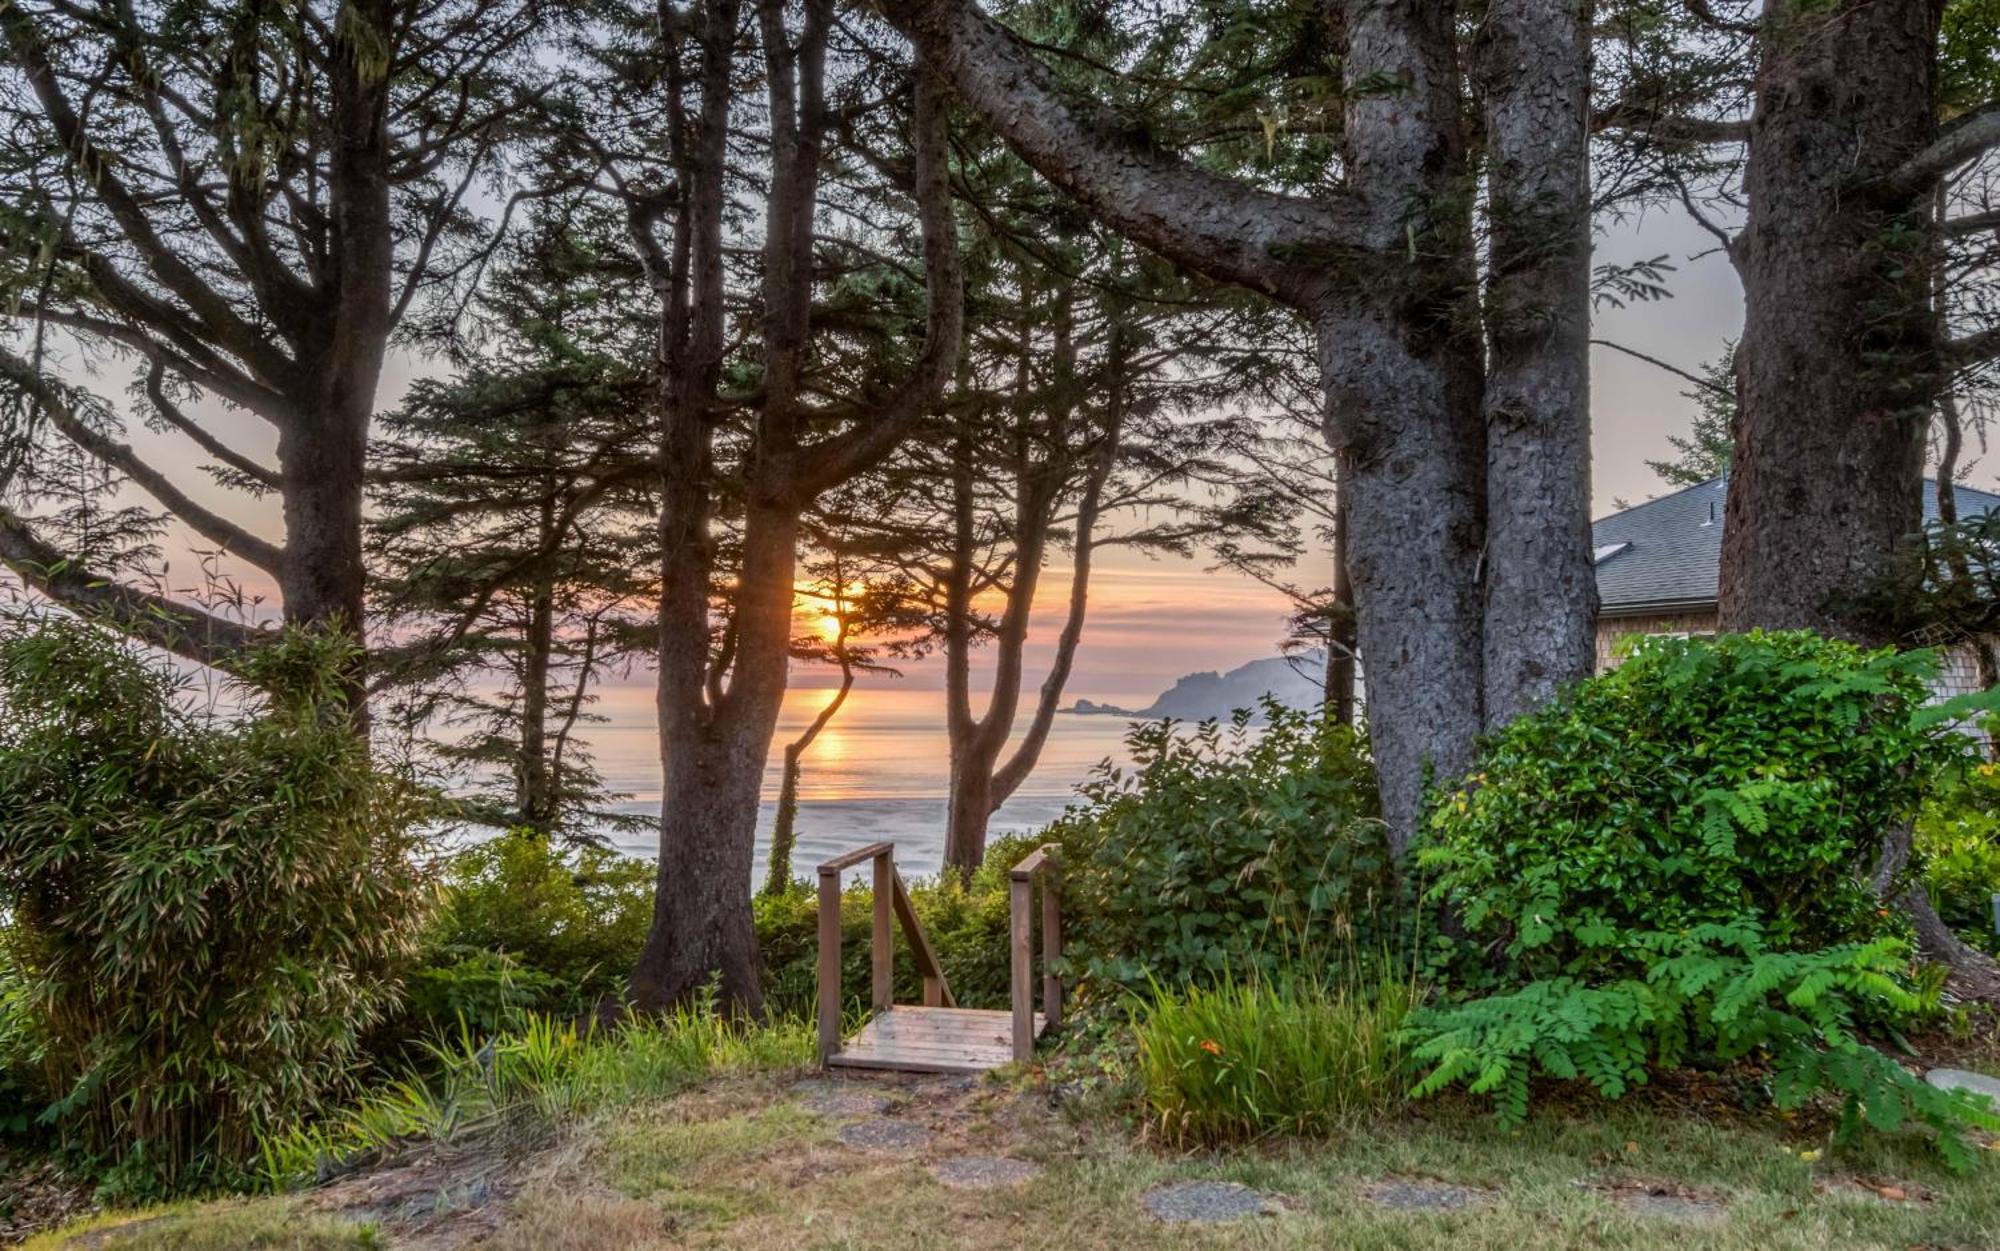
[816,865,842,1065]
[1041,866,1062,1029]
[871,850,894,1011]
[1010,870,1034,1062]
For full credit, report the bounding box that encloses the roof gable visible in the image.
[1590,476,2000,615]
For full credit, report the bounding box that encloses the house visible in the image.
[1591,476,2000,694]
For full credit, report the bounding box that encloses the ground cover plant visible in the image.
[259,1002,813,1188]
[1409,631,2000,1166]
[0,620,433,1195]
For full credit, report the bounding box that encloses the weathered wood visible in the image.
[871,853,893,1010]
[1009,845,1054,880]
[830,1006,1045,1075]
[1010,873,1034,1061]
[890,868,956,1008]
[1041,866,1062,1030]
[819,841,896,874]
[816,866,842,1064]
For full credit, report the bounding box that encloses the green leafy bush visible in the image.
[1423,632,1971,980]
[407,829,653,1032]
[1040,701,1389,991]
[1917,747,2000,955]
[1135,957,1417,1144]
[1411,632,2000,1166]
[0,620,432,1192]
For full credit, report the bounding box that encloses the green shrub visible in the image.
[407,829,652,1031]
[1041,701,1389,991]
[0,955,43,1140]
[1410,631,2000,1166]
[1135,956,1417,1144]
[260,1002,812,1187]
[1423,632,1973,980]
[1917,747,2000,955]
[0,620,432,1192]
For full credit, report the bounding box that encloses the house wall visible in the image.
[1593,612,1719,671]
[1595,613,1995,703]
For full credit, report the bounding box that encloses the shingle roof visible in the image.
[1591,476,2000,616]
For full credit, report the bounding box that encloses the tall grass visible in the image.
[1134,959,1418,1144]
[258,1002,813,1189]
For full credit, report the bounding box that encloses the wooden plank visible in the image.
[818,841,895,875]
[816,868,842,1064]
[1041,867,1063,1029]
[870,853,893,1010]
[890,869,956,1008]
[830,1006,1049,1076]
[1010,844,1056,880]
[1010,875,1034,1061]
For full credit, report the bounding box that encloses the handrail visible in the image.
[1009,843,1063,1061]
[815,843,956,1065]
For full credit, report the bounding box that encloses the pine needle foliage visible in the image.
[0,619,433,1193]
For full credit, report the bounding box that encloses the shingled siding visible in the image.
[1593,612,1719,671]
[1595,614,1996,704]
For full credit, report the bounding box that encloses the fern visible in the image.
[1405,930,1997,1169]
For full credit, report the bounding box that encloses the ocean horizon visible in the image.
[574,684,1148,881]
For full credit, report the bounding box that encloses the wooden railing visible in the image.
[1009,844,1063,1061]
[816,842,956,1064]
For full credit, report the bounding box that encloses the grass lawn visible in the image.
[25,1064,2000,1250]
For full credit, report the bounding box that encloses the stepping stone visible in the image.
[1926,1068,2000,1105]
[1611,1191,1726,1223]
[1362,1179,1494,1212]
[931,1156,1042,1190]
[1141,1181,1279,1224]
[836,1118,933,1152]
[791,1080,892,1118]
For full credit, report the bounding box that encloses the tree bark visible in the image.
[1721,0,1943,638]
[1317,0,1487,853]
[1474,0,1598,725]
[629,21,961,1011]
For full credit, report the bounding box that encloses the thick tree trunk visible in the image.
[1721,0,1942,637]
[1317,0,1486,854]
[1474,0,1597,725]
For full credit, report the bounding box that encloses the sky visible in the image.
[24,188,1975,709]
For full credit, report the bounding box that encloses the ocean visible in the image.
[580,684,1146,881]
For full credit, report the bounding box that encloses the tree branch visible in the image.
[882,0,1366,306]
[0,505,262,670]
[0,349,286,573]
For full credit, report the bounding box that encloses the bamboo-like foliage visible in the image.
[0,619,433,1191]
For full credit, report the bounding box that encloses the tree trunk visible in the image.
[519,564,557,833]
[1721,0,1942,637]
[1474,0,1597,726]
[1317,0,1486,855]
[1329,472,1358,726]
[762,656,856,897]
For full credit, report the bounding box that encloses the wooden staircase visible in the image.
[816,842,1062,1075]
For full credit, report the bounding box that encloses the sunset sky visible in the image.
[21,200,1989,707]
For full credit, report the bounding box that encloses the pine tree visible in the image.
[368,206,656,842]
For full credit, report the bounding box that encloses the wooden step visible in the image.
[826,1005,1047,1075]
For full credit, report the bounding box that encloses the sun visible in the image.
[816,612,843,643]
